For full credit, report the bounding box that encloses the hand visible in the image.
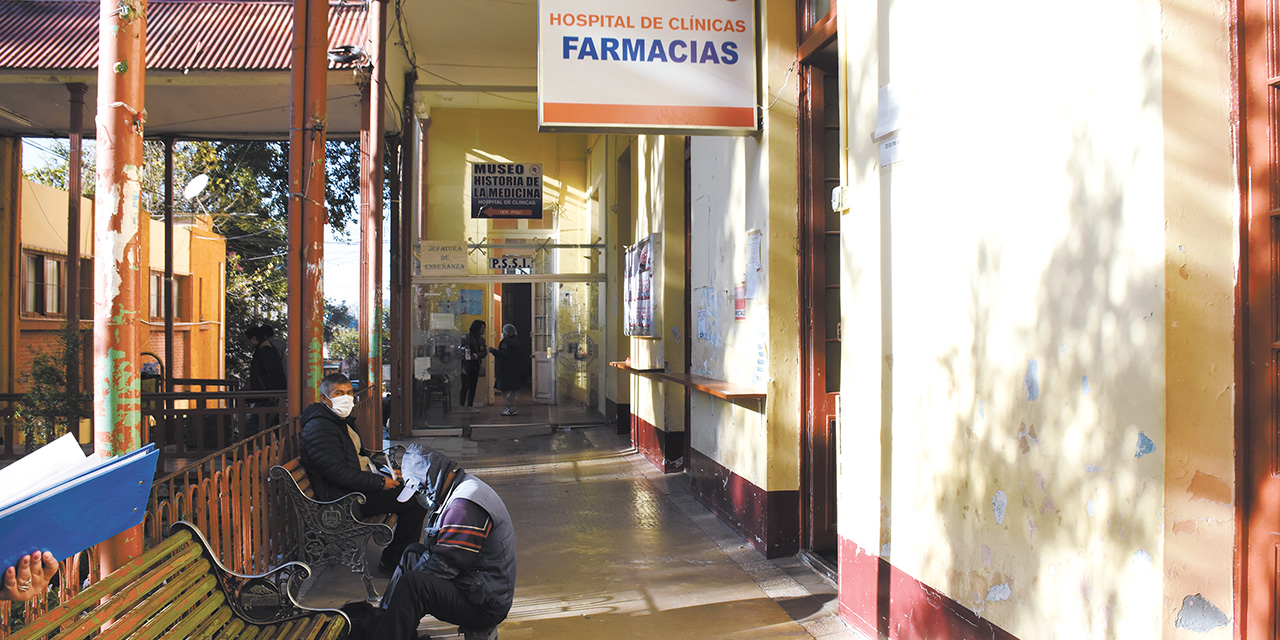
[383,475,400,491]
[1,551,58,602]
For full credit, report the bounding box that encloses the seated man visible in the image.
[300,373,427,575]
[373,446,517,640]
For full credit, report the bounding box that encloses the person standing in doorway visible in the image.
[459,321,489,413]
[489,324,522,416]
[245,324,286,437]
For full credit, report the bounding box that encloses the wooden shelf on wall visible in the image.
[609,362,766,402]
[609,361,665,374]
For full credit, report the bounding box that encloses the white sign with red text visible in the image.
[538,0,757,133]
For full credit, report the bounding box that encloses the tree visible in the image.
[15,325,90,452]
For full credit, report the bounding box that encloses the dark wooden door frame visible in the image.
[1239,0,1277,636]
[797,0,840,568]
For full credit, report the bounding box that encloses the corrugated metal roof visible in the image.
[0,0,368,71]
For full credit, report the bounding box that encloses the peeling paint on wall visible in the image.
[987,583,1011,602]
[1174,594,1229,632]
[1135,432,1155,458]
[1082,375,1090,395]
[1025,360,1040,401]
[993,490,1007,524]
[1186,471,1231,505]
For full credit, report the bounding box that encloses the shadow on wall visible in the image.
[927,125,1171,639]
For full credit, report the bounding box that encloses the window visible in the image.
[149,272,163,319]
[22,251,65,317]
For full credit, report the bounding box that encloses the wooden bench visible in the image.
[15,521,349,639]
[270,450,403,601]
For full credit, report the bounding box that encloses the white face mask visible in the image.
[328,394,355,418]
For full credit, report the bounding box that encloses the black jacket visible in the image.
[249,342,286,391]
[299,402,384,502]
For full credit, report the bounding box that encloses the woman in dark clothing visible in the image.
[458,320,488,412]
[489,324,523,416]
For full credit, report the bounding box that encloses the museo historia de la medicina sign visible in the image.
[538,0,758,134]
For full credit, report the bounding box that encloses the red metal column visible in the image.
[66,83,87,398]
[93,0,147,573]
[287,0,328,413]
[162,138,174,388]
[387,136,403,437]
[359,0,387,446]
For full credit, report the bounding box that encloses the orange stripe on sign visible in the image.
[543,103,756,128]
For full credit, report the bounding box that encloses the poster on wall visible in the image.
[624,234,656,337]
[537,0,758,134]
[471,163,544,219]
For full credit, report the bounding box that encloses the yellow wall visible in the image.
[21,178,92,254]
[685,0,799,492]
[836,0,1236,637]
[626,135,688,435]
[1160,0,1237,635]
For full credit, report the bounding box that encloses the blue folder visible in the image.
[0,444,158,571]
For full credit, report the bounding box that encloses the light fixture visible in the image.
[0,105,35,127]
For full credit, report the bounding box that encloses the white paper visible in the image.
[879,134,904,167]
[746,229,763,267]
[0,434,96,508]
[430,313,455,330]
[745,266,760,299]
[414,357,433,380]
[874,84,905,139]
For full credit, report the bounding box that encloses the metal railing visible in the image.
[1,384,383,636]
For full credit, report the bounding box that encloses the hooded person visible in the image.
[299,373,428,576]
[372,445,517,640]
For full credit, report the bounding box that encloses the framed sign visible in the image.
[538,0,758,134]
[471,163,544,219]
[624,234,656,336]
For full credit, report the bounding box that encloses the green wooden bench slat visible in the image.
[96,567,219,640]
[18,535,203,639]
[189,606,237,640]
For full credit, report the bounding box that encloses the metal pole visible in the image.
[393,72,415,439]
[66,83,86,407]
[163,137,174,388]
[360,0,387,445]
[387,136,402,438]
[94,0,147,573]
[288,0,328,414]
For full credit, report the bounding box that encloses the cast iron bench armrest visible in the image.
[270,456,400,601]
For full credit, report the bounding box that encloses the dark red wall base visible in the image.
[838,537,1018,640]
[631,414,685,473]
[688,447,798,558]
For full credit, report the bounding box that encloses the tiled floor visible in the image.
[301,425,869,639]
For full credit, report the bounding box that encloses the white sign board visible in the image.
[538,0,758,134]
[419,241,468,276]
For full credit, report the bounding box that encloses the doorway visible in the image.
[798,0,840,572]
[409,278,606,428]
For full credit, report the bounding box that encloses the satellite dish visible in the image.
[182,174,209,200]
